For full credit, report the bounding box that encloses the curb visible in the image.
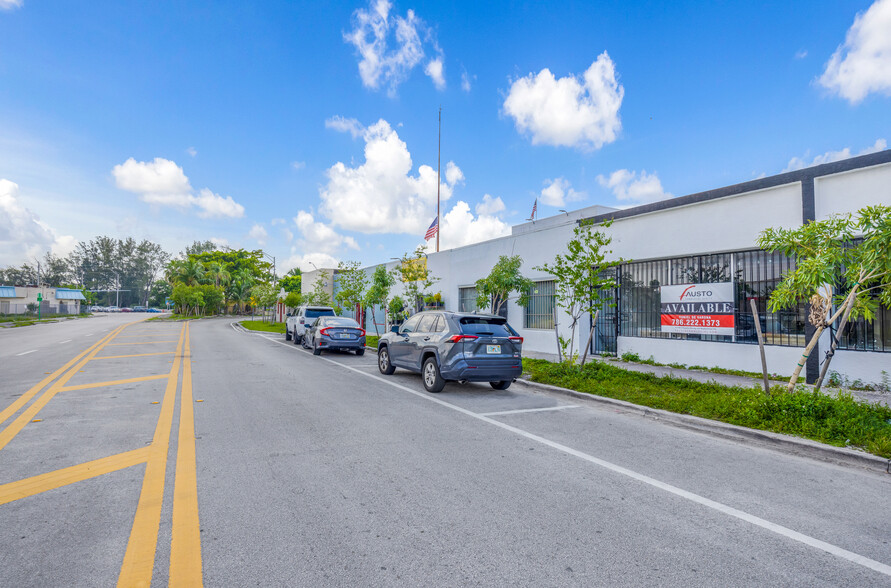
[513,378,891,476]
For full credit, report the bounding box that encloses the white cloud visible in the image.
[0,179,76,265]
[112,157,193,208]
[425,57,446,90]
[293,210,360,256]
[475,194,505,216]
[344,0,443,95]
[461,70,474,92]
[325,116,365,138]
[193,189,245,219]
[819,0,891,103]
[186,147,197,157]
[319,119,463,234]
[440,201,510,250]
[281,252,340,273]
[209,237,229,248]
[597,169,672,204]
[783,139,887,172]
[112,157,245,218]
[540,177,585,207]
[270,218,286,226]
[291,161,305,170]
[795,49,808,60]
[248,223,268,245]
[0,0,23,10]
[503,52,624,150]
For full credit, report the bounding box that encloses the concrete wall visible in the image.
[814,162,891,220]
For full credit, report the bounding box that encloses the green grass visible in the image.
[239,320,286,334]
[616,352,788,381]
[366,335,379,348]
[524,358,891,459]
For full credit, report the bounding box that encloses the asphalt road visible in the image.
[1,315,889,587]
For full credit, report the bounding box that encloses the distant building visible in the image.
[0,286,87,315]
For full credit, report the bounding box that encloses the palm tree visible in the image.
[206,262,230,288]
[228,269,255,313]
[176,259,206,286]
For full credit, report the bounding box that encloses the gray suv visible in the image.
[377,311,523,393]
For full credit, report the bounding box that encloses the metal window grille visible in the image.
[458,287,478,312]
[526,280,555,329]
[618,249,807,347]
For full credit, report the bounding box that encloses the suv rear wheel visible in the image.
[422,357,445,393]
[285,328,292,341]
[490,380,511,390]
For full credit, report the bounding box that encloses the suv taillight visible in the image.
[448,334,479,343]
[508,336,524,344]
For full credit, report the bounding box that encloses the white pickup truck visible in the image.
[285,305,336,344]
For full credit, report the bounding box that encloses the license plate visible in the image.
[338,333,351,339]
[486,345,501,354]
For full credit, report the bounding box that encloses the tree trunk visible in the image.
[580,309,599,367]
[787,323,826,392]
[749,298,771,396]
[370,306,379,337]
[814,292,857,391]
[553,307,562,362]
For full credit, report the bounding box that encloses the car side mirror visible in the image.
[390,325,400,333]
[286,312,292,317]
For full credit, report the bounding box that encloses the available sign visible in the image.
[660,282,735,335]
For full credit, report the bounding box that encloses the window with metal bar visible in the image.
[526,280,555,329]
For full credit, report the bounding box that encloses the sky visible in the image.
[1,0,890,272]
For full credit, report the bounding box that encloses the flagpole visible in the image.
[436,106,441,253]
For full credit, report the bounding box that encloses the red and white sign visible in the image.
[660,282,735,335]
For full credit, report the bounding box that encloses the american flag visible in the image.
[424,216,439,240]
[530,198,537,220]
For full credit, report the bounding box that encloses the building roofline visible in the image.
[581,149,891,225]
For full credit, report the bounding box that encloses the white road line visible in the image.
[16,350,37,356]
[254,331,891,578]
[59,339,72,344]
[481,405,579,417]
[85,333,93,336]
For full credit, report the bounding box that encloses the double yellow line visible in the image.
[0,320,203,587]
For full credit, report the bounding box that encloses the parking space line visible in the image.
[60,374,169,392]
[16,350,37,356]
[107,340,179,346]
[93,351,176,360]
[0,447,150,506]
[256,332,891,579]
[0,324,128,443]
[59,340,72,344]
[480,405,579,417]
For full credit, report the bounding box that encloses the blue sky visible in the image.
[1,0,889,271]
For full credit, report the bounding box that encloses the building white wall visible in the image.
[814,163,891,220]
[602,183,803,261]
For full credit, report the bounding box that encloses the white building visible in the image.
[0,286,87,315]
[361,149,891,387]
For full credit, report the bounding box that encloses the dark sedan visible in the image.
[376,311,523,393]
[303,316,367,356]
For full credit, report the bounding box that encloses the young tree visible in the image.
[475,255,533,316]
[284,291,303,310]
[395,247,437,314]
[363,265,397,335]
[304,270,332,306]
[758,205,891,391]
[335,261,369,318]
[534,219,624,364]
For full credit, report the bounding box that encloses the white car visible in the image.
[286,305,335,344]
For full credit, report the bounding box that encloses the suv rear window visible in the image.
[459,317,515,336]
[306,309,335,319]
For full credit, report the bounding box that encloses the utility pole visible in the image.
[436,106,441,253]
